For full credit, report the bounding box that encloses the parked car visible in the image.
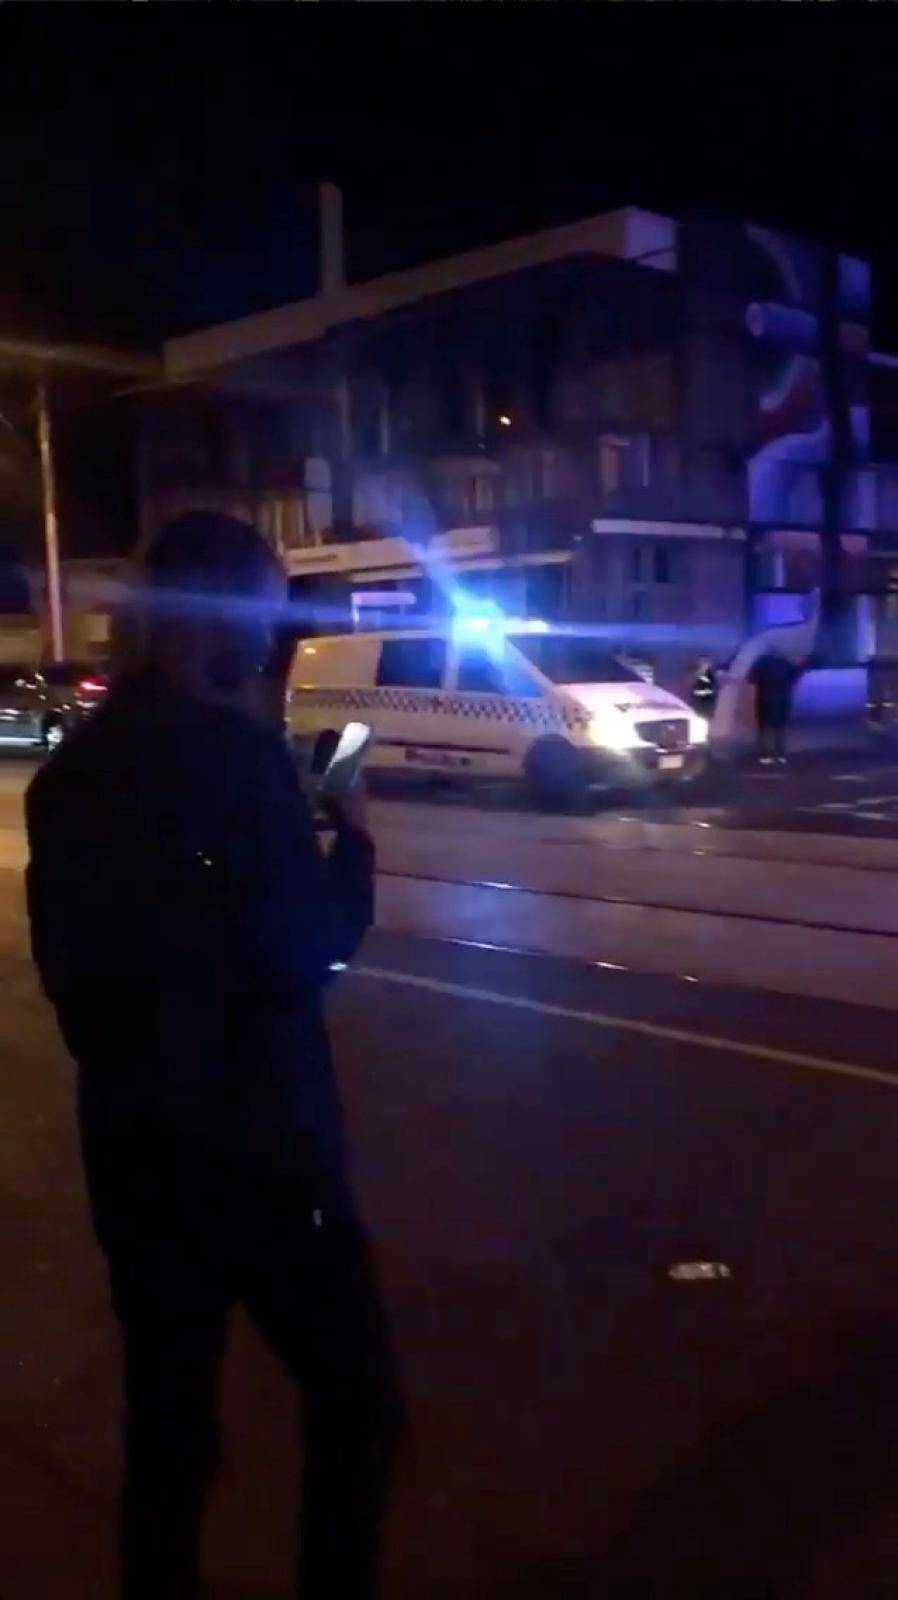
[0,661,108,750]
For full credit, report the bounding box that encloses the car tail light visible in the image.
[78,677,108,695]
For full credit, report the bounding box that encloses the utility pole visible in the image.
[0,339,156,664]
[36,380,64,662]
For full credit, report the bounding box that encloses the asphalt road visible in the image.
[363,734,898,840]
[5,861,898,1599]
[671,745,898,839]
[10,736,898,839]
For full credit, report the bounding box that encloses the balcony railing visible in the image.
[147,456,307,495]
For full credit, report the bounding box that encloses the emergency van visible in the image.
[288,623,708,802]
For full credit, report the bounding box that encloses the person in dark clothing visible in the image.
[25,512,401,1599]
[690,658,718,719]
[749,650,801,764]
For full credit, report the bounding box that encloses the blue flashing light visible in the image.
[505,617,550,635]
[453,613,495,637]
[451,600,506,660]
[452,608,554,649]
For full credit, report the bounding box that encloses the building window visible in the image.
[540,447,568,501]
[622,538,689,623]
[598,433,652,497]
[352,379,383,459]
[505,449,560,508]
[444,473,495,521]
[439,359,466,441]
[631,539,683,585]
[473,474,494,514]
[532,313,561,429]
[594,349,675,431]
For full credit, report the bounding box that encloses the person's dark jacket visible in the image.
[25,675,374,1191]
[749,652,800,728]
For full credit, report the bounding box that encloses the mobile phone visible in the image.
[318,721,373,796]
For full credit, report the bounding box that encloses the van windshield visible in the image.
[513,635,644,686]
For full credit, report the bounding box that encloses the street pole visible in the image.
[36,379,64,663]
[818,247,853,663]
[743,521,760,635]
[328,363,355,545]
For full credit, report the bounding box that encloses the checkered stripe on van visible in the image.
[292,685,590,735]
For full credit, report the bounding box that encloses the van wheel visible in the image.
[42,717,65,751]
[524,736,586,809]
[310,729,340,776]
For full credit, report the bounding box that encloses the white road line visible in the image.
[354,964,898,1091]
[802,801,864,813]
[801,796,898,814]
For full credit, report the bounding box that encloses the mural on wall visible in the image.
[743,225,871,528]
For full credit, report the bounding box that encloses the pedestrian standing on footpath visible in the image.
[749,649,801,765]
[25,511,402,1599]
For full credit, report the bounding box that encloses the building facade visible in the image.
[139,191,898,687]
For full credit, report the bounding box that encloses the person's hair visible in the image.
[113,511,286,691]
[142,510,281,601]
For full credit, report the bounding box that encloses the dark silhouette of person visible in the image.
[25,512,401,1599]
[749,650,801,764]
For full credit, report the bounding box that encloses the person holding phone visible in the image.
[25,512,400,1600]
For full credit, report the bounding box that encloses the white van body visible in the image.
[288,626,708,793]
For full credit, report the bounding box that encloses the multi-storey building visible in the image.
[140,186,898,686]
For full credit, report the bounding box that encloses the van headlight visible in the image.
[588,714,634,752]
[689,717,709,745]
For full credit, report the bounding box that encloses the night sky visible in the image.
[2,10,898,348]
